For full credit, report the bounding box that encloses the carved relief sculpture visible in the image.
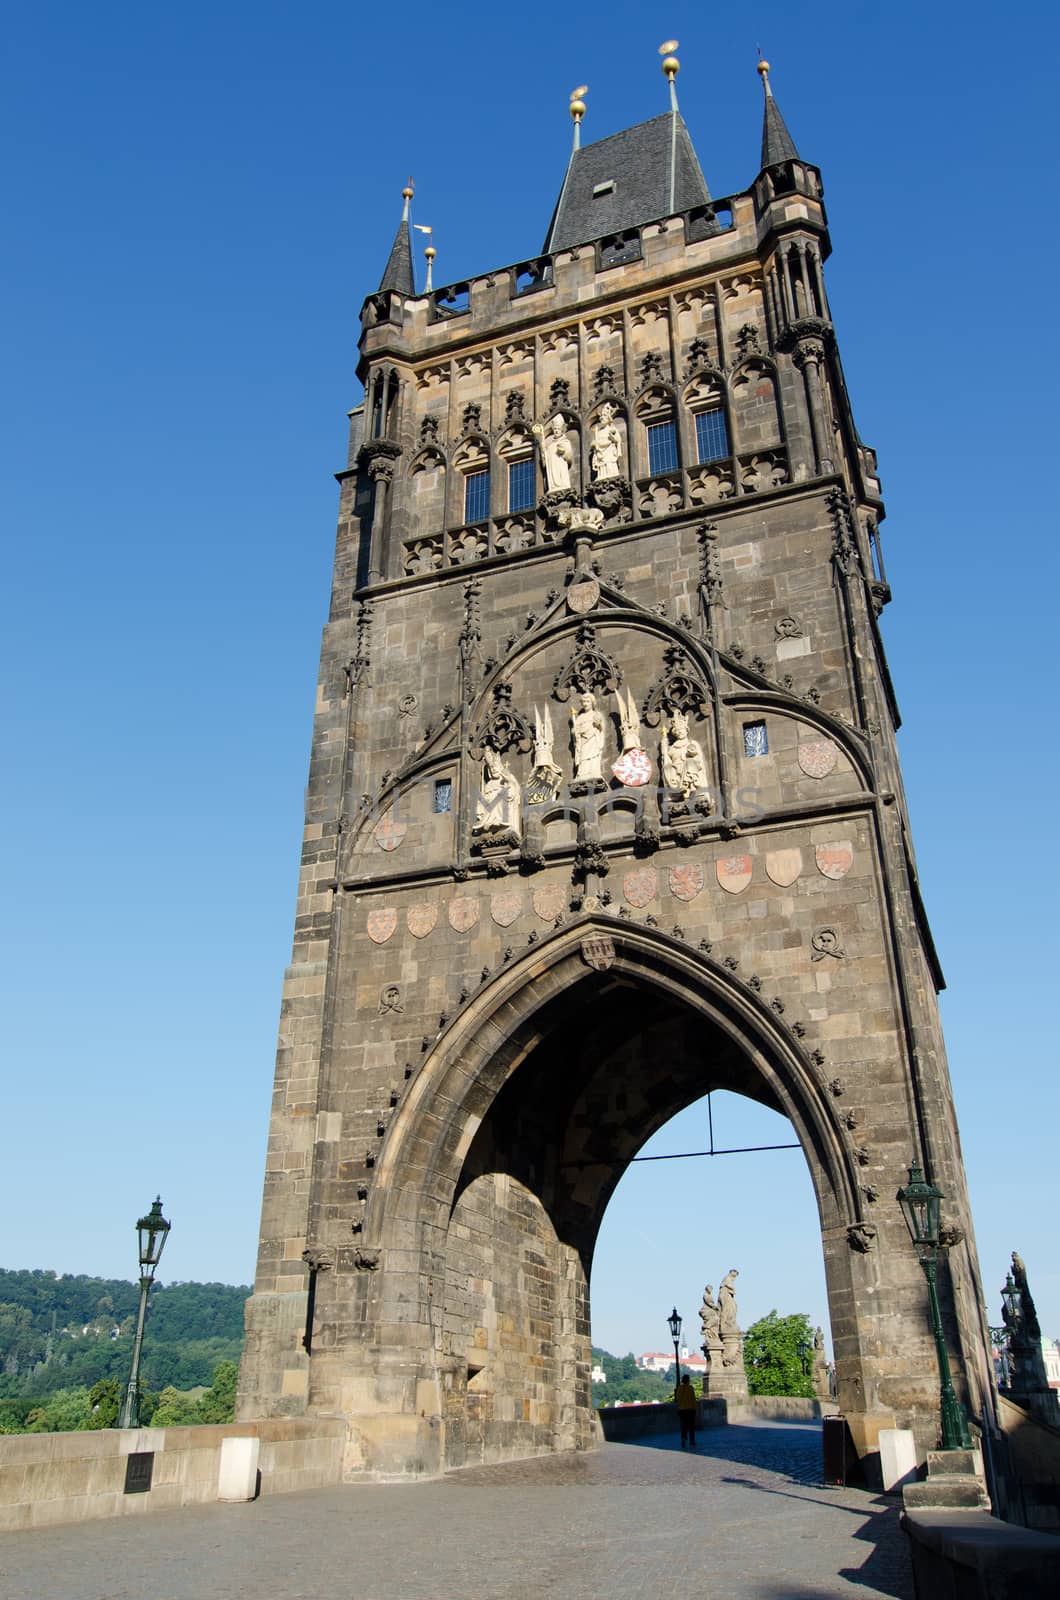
[473,749,521,838]
[610,687,652,787]
[526,704,563,805]
[570,691,606,783]
[590,402,622,481]
[533,414,574,493]
[660,707,713,805]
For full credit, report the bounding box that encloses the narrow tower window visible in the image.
[433,779,453,814]
[507,458,535,513]
[743,721,769,757]
[463,470,490,524]
[646,420,679,475]
[695,407,730,464]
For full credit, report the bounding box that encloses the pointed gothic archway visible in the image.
[321,916,881,1475]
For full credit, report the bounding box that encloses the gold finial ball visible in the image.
[402,185,414,200]
[424,245,436,261]
[569,97,586,121]
[661,54,680,80]
[757,58,770,79]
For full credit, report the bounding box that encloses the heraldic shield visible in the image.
[623,868,657,908]
[668,863,704,902]
[580,934,616,971]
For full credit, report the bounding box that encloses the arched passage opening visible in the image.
[353,920,881,1475]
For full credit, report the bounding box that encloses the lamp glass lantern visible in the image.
[1000,1272,1019,1325]
[896,1163,942,1261]
[137,1197,171,1278]
[667,1307,682,1345]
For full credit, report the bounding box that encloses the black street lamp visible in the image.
[896,1163,972,1451]
[667,1306,683,1387]
[118,1197,171,1430]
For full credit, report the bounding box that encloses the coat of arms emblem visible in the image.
[366,907,398,945]
[623,868,658,908]
[815,842,853,880]
[668,863,705,902]
[448,896,480,933]
[374,813,408,852]
[407,904,437,939]
[798,740,838,779]
[533,885,567,922]
[580,935,616,971]
[716,854,753,894]
[491,892,523,927]
[765,849,803,888]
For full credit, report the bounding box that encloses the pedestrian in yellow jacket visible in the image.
[675,1375,698,1449]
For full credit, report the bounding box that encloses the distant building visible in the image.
[590,1364,606,1384]
[637,1347,707,1375]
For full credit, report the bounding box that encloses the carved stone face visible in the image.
[577,691,595,713]
[598,402,615,424]
[670,708,689,738]
[550,414,566,437]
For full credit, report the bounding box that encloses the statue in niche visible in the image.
[590,401,623,481]
[526,704,563,805]
[611,686,652,788]
[533,413,574,493]
[660,707,712,803]
[699,1285,722,1350]
[570,690,606,782]
[473,747,521,836]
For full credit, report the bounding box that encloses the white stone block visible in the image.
[217,1436,260,1501]
[878,1427,918,1492]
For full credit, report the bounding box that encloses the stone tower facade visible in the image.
[237,65,993,1480]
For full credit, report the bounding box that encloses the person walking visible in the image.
[675,1374,698,1449]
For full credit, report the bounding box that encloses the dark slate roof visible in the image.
[542,112,711,255]
[761,85,800,169]
[378,217,415,295]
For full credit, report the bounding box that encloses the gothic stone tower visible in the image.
[237,61,993,1479]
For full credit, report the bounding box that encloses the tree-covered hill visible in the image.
[0,1269,250,1404]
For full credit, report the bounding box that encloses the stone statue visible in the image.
[590,402,622,481]
[526,704,563,805]
[718,1267,741,1365]
[812,1326,830,1400]
[570,691,605,782]
[533,414,574,493]
[660,707,711,801]
[699,1285,721,1349]
[610,687,652,787]
[473,748,521,835]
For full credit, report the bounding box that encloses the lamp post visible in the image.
[667,1306,683,1387]
[896,1163,972,1451]
[118,1197,171,1430]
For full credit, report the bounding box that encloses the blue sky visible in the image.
[2,2,1057,1361]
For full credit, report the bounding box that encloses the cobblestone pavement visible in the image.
[0,1421,912,1600]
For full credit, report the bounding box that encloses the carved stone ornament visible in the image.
[774,615,802,639]
[552,623,622,703]
[448,897,480,934]
[379,984,404,1016]
[798,739,838,779]
[366,907,398,945]
[668,863,705,902]
[302,1247,333,1272]
[581,934,616,971]
[811,928,845,961]
[765,849,802,887]
[623,868,658,908]
[642,645,712,728]
[846,1224,877,1254]
[374,813,408,853]
[407,904,437,939]
[353,1248,381,1271]
[533,884,567,922]
[716,855,753,895]
[815,841,853,880]
[398,694,417,716]
[469,683,533,760]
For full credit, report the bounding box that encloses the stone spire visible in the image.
[757,57,800,169]
[378,182,416,296]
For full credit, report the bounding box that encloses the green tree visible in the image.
[86,1377,121,1429]
[198,1361,238,1423]
[742,1311,815,1397]
[150,1386,202,1427]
